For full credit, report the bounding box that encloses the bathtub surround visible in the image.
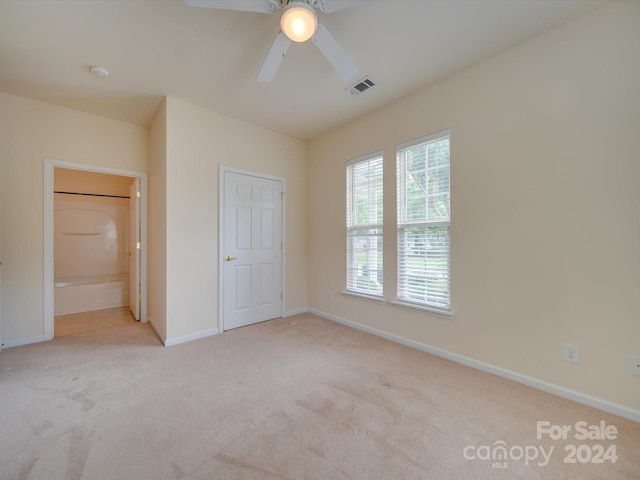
[0,312,638,479]
[54,273,129,316]
[54,195,130,278]
[54,169,134,278]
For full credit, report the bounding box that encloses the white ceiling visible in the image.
[0,0,607,140]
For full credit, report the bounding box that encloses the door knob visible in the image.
[225,256,238,262]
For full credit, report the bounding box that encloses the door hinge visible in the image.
[281,192,285,200]
[136,191,141,198]
[281,292,283,300]
[136,293,141,301]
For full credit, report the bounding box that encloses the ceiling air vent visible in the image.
[347,76,377,96]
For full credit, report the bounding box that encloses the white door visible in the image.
[223,171,282,330]
[129,178,140,320]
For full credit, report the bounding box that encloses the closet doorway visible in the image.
[43,159,148,340]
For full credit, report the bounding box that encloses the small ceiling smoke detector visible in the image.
[90,66,110,78]
[346,76,377,96]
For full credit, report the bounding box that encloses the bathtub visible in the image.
[54,273,129,316]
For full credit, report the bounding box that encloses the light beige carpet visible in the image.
[1,309,638,479]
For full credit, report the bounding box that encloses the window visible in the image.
[397,131,451,311]
[346,153,384,297]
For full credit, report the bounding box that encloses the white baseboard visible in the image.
[284,307,308,318]
[308,308,640,424]
[1,335,47,349]
[164,327,219,347]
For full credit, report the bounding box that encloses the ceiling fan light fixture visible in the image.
[280,2,317,42]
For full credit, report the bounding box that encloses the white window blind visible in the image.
[397,131,451,310]
[346,153,384,297]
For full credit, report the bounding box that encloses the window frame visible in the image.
[395,129,452,314]
[345,151,384,298]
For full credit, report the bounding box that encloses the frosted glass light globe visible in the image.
[281,2,317,42]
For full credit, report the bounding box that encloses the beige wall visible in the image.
[308,0,640,411]
[54,168,134,197]
[0,90,306,346]
[162,97,308,341]
[0,92,148,343]
[149,100,168,341]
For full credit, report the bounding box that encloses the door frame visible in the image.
[43,158,148,340]
[129,178,141,320]
[218,166,286,333]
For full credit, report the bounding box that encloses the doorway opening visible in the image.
[44,159,148,341]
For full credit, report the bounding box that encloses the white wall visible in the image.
[162,97,308,341]
[0,92,148,344]
[308,1,640,412]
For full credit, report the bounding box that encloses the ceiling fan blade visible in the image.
[312,24,358,80]
[184,0,276,14]
[257,32,292,83]
[319,0,374,13]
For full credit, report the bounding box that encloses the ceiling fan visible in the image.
[184,0,372,82]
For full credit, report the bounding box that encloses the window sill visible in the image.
[341,290,385,303]
[390,300,454,319]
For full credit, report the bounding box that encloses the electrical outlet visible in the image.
[563,344,580,364]
[630,355,640,377]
